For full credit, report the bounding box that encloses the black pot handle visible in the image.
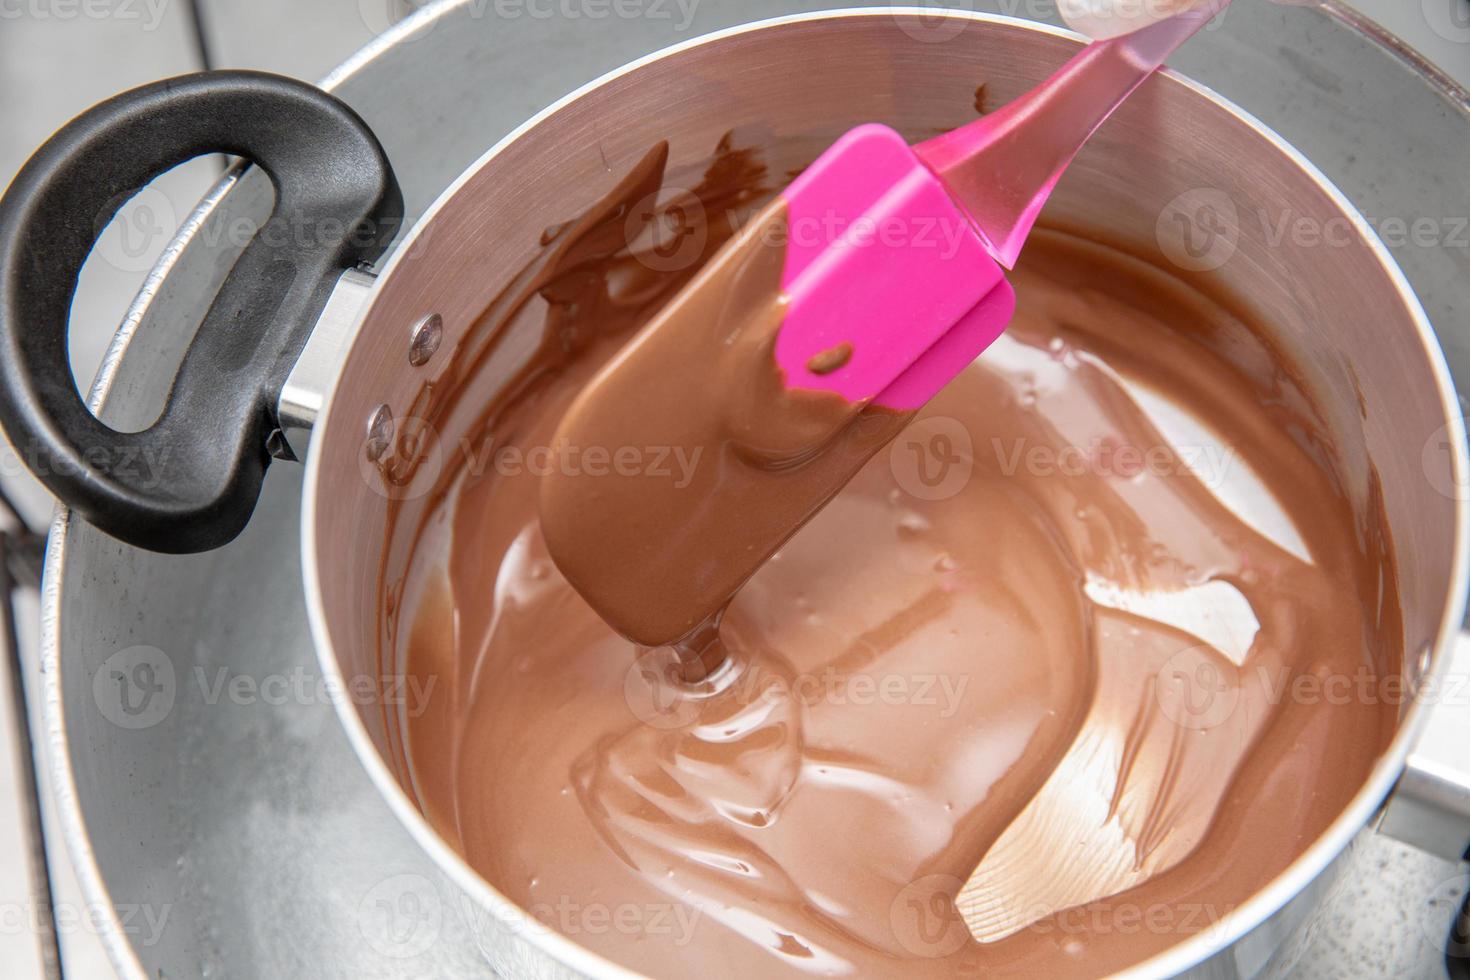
[0,70,402,554]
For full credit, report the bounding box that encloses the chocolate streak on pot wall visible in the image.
[380,137,1403,978]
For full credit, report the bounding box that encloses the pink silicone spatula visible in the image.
[541,4,1229,647]
[777,0,1229,408]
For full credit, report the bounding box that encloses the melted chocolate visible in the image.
[384,138,1402,978]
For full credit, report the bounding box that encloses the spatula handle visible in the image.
[913,0,1230,267]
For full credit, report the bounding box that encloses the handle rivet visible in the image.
[1414,643,1434,686]
[409,313,443,367]
[365,405,395,462]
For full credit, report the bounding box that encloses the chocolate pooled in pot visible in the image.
[385,136,1402,979]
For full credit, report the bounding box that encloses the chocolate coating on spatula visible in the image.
[539,200,909,647]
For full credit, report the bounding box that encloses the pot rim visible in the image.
[41,4,1470,979]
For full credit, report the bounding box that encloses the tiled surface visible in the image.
[0,1,1465,977]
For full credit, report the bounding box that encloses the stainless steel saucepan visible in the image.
[5,5,1468,978]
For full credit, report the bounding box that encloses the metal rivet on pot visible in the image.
[1415,643,1435,684]
[409,313,443,367]
[365,405,395,463]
